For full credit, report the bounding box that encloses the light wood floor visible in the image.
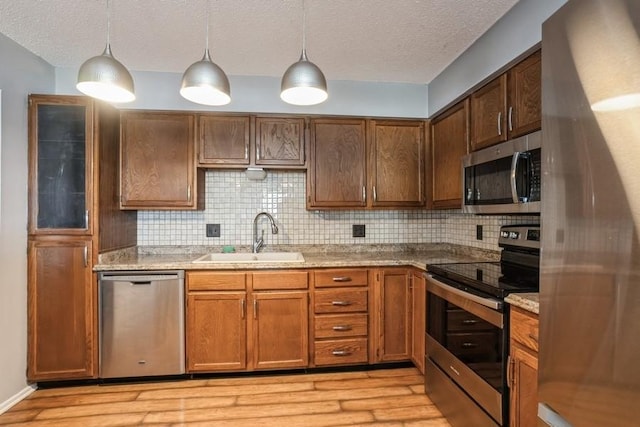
[0,367,450,427]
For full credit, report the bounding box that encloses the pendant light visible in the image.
[281,0,328,106]
[180,0,231,106]
[76,0,135,103]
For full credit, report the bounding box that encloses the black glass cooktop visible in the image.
[427,261,539,299]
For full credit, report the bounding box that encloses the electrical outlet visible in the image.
[353,224,366,238]
[476,224,483,240]
[206,223,221,238]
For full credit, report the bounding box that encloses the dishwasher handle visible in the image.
[99,271,184,283]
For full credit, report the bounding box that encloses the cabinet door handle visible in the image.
[332,349,352,356]
[497,111,503,136]
[373,186,377,202]
[241,299,246,319]
[362,186,366,202]
[253,299,257,319]
[332,276,352,282]
[187,184,191,201]
[332,325,352,332]
[507,355,514,388]
[84,210,90,230]
[462,319,478,325]
[331,301,352,306]
[83,245,88,268]
[245,145,249,160]
[508,106,513,132]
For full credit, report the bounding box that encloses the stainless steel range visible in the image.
[424,225,540,427]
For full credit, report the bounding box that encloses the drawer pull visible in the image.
[332,325,352,332]
[528,333,539,343]
[461,342,478,348]
[332,349,352,356]
[461,319,478,325]
[332,276,352,282]
[332,301,352,306]
[449,365,461,376]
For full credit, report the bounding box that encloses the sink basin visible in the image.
[192,252,305,263]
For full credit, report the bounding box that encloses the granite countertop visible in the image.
[505,293,539,315]
[94,243,500,272]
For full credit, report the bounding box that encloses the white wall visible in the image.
[428,0,568,115]
[56,68,429,118]
[0,33,54,409]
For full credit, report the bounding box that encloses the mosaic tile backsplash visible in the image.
[137,170,539,250]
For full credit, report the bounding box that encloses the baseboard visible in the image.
[0,385,36,415]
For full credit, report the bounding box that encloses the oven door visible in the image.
[424,273,506,426]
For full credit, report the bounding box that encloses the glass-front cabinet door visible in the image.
[28,95,93,235]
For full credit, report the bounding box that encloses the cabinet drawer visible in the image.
[314,288,368,313]
[314,269,368,288]
[314,314,368,339]
[187,271,246,291]
[447,309,494,331]
[314,338,368,366]
[510,307,539,352]
[252,271,308,290]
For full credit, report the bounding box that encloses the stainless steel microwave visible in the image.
[462,131,541,214]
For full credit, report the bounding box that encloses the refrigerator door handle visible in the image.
[538,403,572,427]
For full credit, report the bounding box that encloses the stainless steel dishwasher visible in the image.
[99,270,185,378]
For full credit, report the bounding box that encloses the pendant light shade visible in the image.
[281,49,327,106]
[180,49,231,106]
[281,0,328,106]
[76,0,135,103]
[180,0,231,106]
[77,44,135,103]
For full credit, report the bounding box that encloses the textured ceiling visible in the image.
[0,0,518,84]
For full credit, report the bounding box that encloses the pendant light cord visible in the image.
[302,0,306,51]
[106,0,111,45]
[205,0,210,51]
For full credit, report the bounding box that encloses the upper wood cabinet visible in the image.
[198,115,251,166]
[198,114,307,169]
[308,118,368,208]
[255,116,306,167]
[429,99,469,209]
[120,111,204,210]
[369,120,425,208]
[308,118,425,209]
[470,50,541,151]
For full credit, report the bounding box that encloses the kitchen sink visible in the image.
[192,252,305,263]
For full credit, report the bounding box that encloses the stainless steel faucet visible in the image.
[252,212,278,253]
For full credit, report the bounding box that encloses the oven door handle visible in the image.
[424,273,503,311]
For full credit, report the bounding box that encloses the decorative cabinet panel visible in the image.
[311,269,370,367]
[410,269,426,374]
[255,116,306,167]
[470,50,541,151]
[27,94,135,382]
[308,118,368,208]
[509,307,539,427]
[429,99,469,209]
[369,120,425,208]
[373,268,412,362]
[120,111,204,210]
[198,115,251,167]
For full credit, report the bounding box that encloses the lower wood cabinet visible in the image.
[410,269,426,374]
[508,306,539,427]
[186,270,308,373]
[374,268,412,362]
[311,268,370,366]
[27,237,95,381]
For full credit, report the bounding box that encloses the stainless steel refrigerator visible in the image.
[540,0,640,425]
